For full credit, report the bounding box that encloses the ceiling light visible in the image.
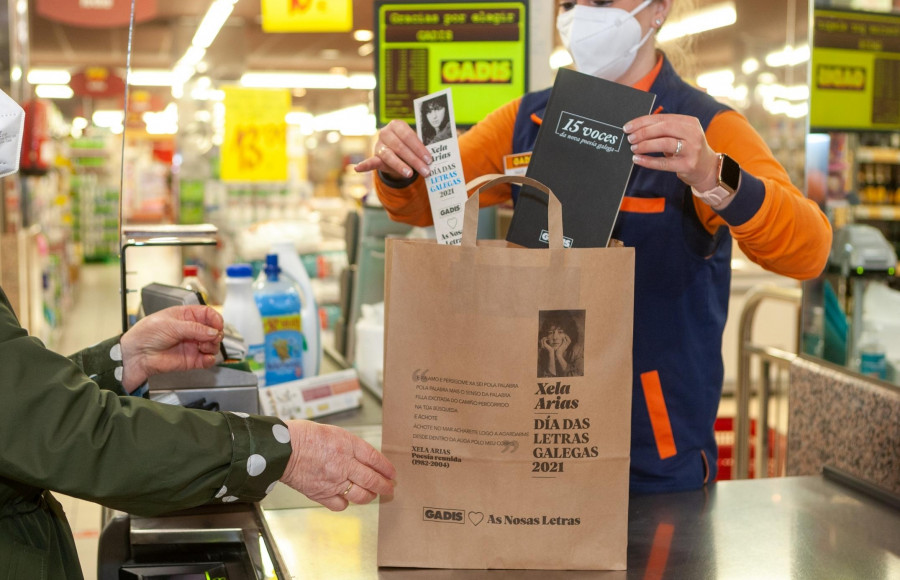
[757,83,809,101]
[240,72,376,90]
[180,46,207,68]
[312,105,376,136]
[27,69,71,85]
[765,99,808,119]
[35,84,74,99]
[741,58,759,75]
[657,2,736,43]
[129,69,175,86]
[549,48,573,70]
[765,44,810,67]
[192,0,237,49]
[191,86,217,101]
[358,43,375,57]
[93,110,125,128]
[242,72,348,89]
[320,49,341,60]
[286,111,314,126]
[696,69,735,98]
[348,75,376,90]
[72,117,89,131]
[143,104,179,135]
[697,69,734,88]
[169,0,235,89]
[171,64,196,94]
[354,29,374,42]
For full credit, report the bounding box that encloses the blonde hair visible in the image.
[657,0,699,79]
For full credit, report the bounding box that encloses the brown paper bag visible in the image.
[378,175,634,570]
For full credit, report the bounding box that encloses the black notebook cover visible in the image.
[506,68,656,248]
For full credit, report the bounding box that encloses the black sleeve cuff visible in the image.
[378,169,420,189]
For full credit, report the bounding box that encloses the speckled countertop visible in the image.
[788,356,900,494]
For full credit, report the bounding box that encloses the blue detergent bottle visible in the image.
[254,254,304,385]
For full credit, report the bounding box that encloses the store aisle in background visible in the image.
[56,263,122,580]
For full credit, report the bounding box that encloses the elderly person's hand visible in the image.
[119,305,225,392]
[280,420,396,511]
[353,119,433,180]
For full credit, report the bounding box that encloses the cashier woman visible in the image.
[0,292,395,577]
[356,0,832,493]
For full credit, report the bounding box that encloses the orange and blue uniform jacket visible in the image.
[376,55,832,493]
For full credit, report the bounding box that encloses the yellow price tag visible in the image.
[221,87,290,182]
[261,0,353,32]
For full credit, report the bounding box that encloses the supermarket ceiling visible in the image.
[27,0,808,114]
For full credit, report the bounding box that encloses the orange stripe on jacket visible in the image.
[621,197,665,214]
[640,371,677,460]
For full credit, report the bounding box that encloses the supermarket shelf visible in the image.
[853,204,900,221]
[857,147,900,164]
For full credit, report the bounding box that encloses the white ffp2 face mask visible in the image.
[557,0,656,81]
[0,90,25,179]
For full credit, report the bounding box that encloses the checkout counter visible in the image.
[265,473,900,579]
[266,353,900,579]
[99,348,900,579]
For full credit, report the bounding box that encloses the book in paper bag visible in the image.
[505,67,656,248]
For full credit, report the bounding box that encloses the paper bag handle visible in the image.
[462,174,564,249]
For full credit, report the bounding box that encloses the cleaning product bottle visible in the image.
[858,322,887,380]
[180,264,210,304]
[222,264,266,386]
[354,302,384,395]
[271,241,321,377]
[254,254,304,385]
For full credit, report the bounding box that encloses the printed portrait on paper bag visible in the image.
[420,94,452,146]
[537,310,585,378]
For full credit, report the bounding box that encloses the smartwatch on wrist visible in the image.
[691,153,741,209]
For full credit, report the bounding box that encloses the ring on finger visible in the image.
[341,482,354,496]
[674,139,683,157]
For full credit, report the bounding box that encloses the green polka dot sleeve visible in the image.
[67,335,128,396]
[214,412,292,503]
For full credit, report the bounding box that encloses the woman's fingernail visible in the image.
[207,327,218,336]
[623,123,632,132]
[419,166,431,176]
[403,168,413,177]
[633,155,643,163]
[630,144,637,152]
[424,155,432,164]
[627,134,635,144]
